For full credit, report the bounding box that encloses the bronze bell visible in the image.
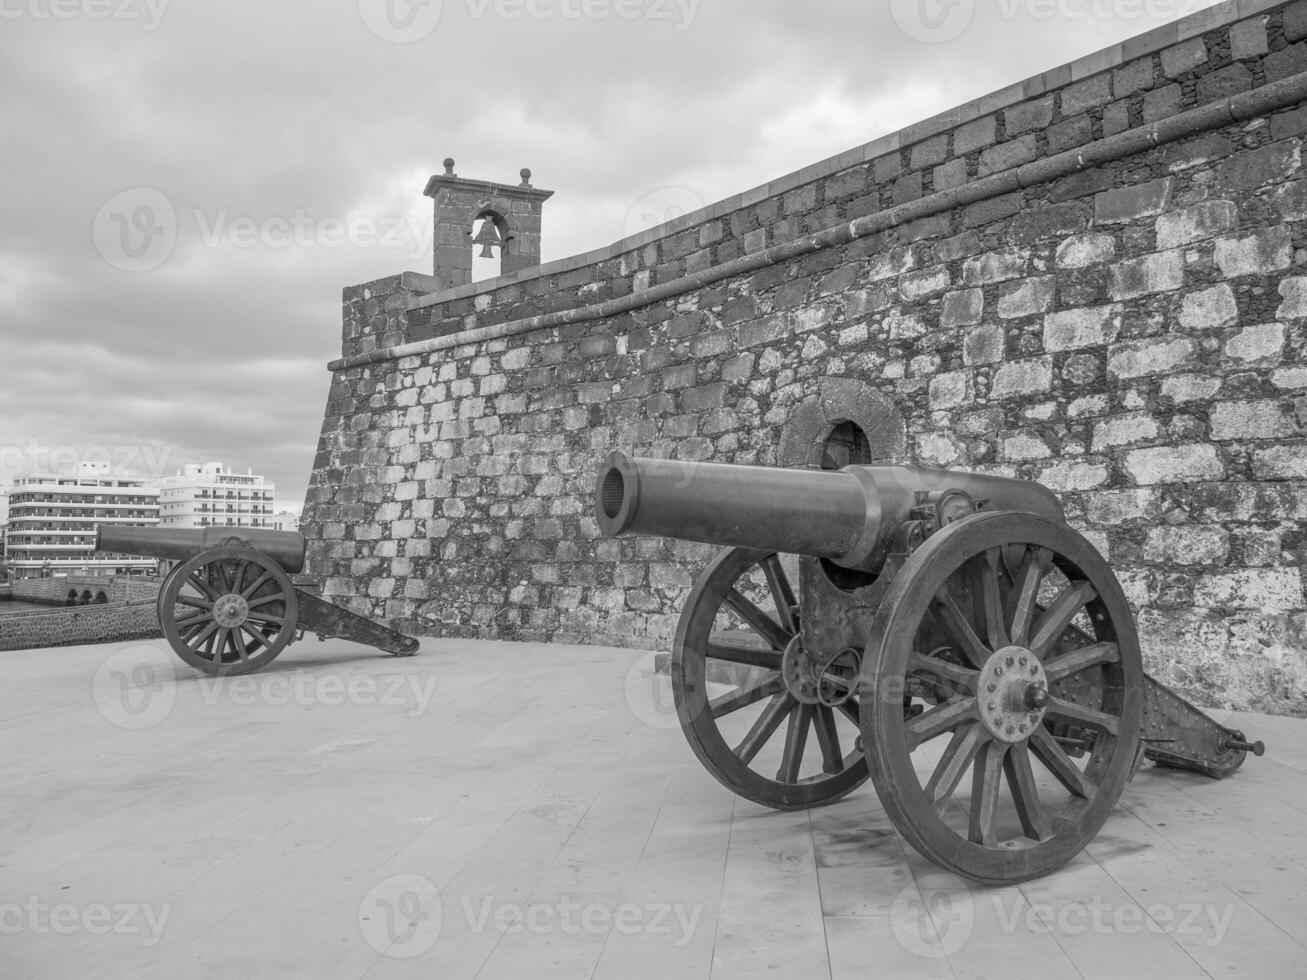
[471,218,501,258]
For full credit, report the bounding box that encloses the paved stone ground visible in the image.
[2,637,1306,979]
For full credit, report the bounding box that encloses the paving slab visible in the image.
[0,637,1303,979]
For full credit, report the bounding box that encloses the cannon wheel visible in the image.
[860,512,1142,884]
[672,546,870,810]
[159,546,299,676]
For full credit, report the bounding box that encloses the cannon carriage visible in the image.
[595,451,1264,884]
[96,525,419,675]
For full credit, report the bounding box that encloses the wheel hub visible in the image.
[212,593,249,629]
[978,645,1048,743]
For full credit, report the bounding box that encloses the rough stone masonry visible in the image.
[304,0,1307,716]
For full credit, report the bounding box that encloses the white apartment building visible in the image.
[157,462,275,528]
[3,463,160,578]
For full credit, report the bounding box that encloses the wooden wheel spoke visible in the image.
[239,622,269,653]
[246,594,286,610]
[906,696,977,750]
[724,588,791,651]
[1004,743,1051,841]
[1029,727,1097,800]
[812,706,845,774]
[187,621,219,652]
[176,610,214,630]
[1006,546,1048,647]
[1030,581,1097,658]
[1045,642,1119,684]
[733,693,795,765]
[710,673,785,719]
[776,703,813,783]
[175,595,214,611]
[705,642,783,670]
[1044,696,1119,736]
[908,650,978,695]
[241,570,274,599]
[924,723,987,811]
[976,550,1009,651]
[245,610,285,627]
[760,555,798,634]
[230,561,248,596]
[187,572,221,602]
[930,596,989,669]
[969,741,1008,847]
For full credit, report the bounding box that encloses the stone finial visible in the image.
[520,168,532,187]
[443,157,456,175]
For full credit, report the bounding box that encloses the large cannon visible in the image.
[97,525,419,675]
[595,452,1264,884]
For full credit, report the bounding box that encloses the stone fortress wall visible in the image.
[304,0,1307,714]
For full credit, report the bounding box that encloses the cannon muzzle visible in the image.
[95,525,307,574]
[596,452,1063,573]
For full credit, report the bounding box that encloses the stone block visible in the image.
[1004,96,1054,134]
[997,276,1056,319]
[1179,284,1239,330]
[1192,569,1303,611]
[941,288,984,328]
[1143,525,1230,566]
[1091,413,1162,451]
[990,357,1053,399]
[1197,63,1252,102]
[898,266,950,301]
[1253,444,1307,479]
[978,135,1038,176]
[910,134,949,170]
[1095,178,1173,224]
[1229,17,1268,59]
[961,249,1027,285]
[1001,433,1052,461]
[963,324,1005,365]
[1103,100,1131,137]
[1125,444,1224,484]
[1279,277,1307,320]
[1160,38,1207,78]
[1225,323,1285,365]
[1044,304,1121,352]
[1056,232,1115,268]
[1062,73,1112,116]
[1213,227,1293,279]
[954,115,997,155]
[1142,84,1183,124]
[1161,373,1221,403]
[934,157,970,191]
[1155,200,1238,249]
[1108,250,1185,300]
[1213,142,1302,194]
[1047,115,1093,154]
[1112,58,1154,97]
[1209,400,1298,441]
[1036,459,1109,492]
[929,371,971,410]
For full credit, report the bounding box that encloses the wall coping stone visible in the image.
[395,0,1289,314]
[329,67,1307,373]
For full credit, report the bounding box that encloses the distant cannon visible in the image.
[97,525,419,675]
[596,452,1264,884]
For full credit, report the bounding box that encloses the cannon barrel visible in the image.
[95,525,307,574]
[595,452,1064,573]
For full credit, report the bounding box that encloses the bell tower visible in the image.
[423,158,554,290]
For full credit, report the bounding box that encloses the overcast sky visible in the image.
[0,0,1223,511]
